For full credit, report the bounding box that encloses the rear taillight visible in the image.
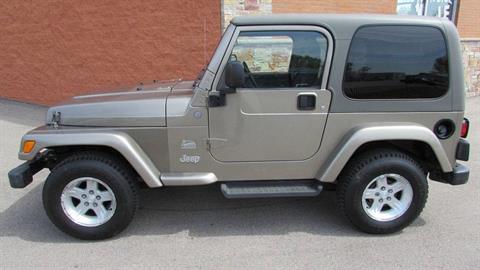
[461,118,469,138]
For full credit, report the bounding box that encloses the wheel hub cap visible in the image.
[60,177,117,227]
[361,174,413,222]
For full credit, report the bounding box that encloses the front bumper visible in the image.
[8,158,45,188]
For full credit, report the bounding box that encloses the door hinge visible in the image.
[205,138,227,149]
[208,92,226,107]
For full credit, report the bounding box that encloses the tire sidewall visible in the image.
[43,158,136,240]
[345,155,427,233]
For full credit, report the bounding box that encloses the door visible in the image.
[208,26,332,162]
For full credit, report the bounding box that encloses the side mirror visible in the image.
[224,61,245,90]
[208,61,245,107]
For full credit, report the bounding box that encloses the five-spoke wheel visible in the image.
[43,152,138,240]
[61,177,117,227]
[337,149,428,234]
[361,174,413,222]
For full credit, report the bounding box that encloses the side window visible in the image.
[232,35,293,74]
[343,26,449,99]
[225,31,328,89]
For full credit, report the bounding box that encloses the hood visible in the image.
[46,80,194,127]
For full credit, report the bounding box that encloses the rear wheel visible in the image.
[43,151,139,240]
[337,149,428,234]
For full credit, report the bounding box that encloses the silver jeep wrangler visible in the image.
[8,14,471,240]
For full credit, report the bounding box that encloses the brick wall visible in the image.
[273,0,396,14]
[1,0,478,105]
[456,0,480,38]
[0,0,221,105]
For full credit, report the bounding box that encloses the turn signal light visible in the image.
[22,140,36,153]
[461,118,469,138]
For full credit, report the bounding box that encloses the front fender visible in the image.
[19,126,162,187]
[316,124,453,183]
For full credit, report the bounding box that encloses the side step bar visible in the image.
[221,180,322,199]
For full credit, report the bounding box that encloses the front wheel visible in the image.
[43,152,139,240]
[337,149,428,234]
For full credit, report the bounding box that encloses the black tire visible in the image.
[43,151,139,240]
[337,148,428,234]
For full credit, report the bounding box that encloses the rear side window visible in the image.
[343,26,449,99]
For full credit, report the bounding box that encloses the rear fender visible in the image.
[316,125,453,183]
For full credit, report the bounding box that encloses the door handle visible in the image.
[297,93,316,110]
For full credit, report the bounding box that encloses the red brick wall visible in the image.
[273,0,396,14]
[457,0,480,38]
[0,0,221,105]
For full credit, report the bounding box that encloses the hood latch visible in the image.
[50,111,61,128]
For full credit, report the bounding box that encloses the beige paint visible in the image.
[165,110,460,183]
[208,89,331,161]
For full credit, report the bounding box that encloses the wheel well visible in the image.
[45,145,143,183]
[350,140,441,173]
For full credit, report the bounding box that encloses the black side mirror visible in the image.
[209,61,245,107]
[224,61,245,90]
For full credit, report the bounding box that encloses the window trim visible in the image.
[211,25,334,92]
[341,24,450,101]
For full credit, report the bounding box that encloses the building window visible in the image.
[397,0,458,21]
[343,26,449,99]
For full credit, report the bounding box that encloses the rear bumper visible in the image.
[8,159,45,188]
[430,163,469,186]
[446,138,470,185]
[429,138,470,186]
[456,138,469,161]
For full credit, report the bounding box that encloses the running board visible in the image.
[221,180,323,199]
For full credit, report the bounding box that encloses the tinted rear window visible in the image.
[343,26,449,99]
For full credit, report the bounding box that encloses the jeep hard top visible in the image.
[8,14,470,239]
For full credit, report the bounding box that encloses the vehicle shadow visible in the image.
[0,182,426,243]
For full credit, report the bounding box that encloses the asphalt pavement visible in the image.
[1,97,479,269]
